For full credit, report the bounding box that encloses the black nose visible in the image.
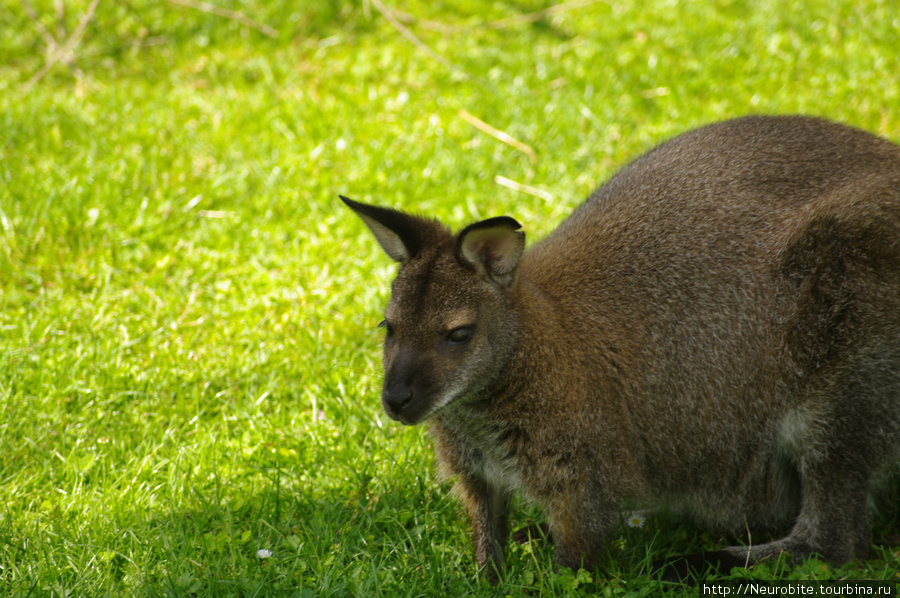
[383,388,413,415]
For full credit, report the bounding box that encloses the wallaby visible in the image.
[341,115,900,582]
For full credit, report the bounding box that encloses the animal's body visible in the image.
[342,115,900,581]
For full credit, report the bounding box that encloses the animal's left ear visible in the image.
[456,216,525,287]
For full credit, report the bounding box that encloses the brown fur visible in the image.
[341,115,900,581]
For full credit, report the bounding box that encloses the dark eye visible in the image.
[446,327,473,345]
[378,320,395,337]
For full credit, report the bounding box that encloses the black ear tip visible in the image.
[339,195,357,207]
[461,215,524,235]
[505,217,523,231]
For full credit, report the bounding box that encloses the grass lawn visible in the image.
[1,0,899,595]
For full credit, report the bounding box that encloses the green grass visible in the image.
[1,0,899,595]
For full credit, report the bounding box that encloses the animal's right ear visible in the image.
[340,195,429,263]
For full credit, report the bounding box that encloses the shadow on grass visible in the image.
[7,467,894,597]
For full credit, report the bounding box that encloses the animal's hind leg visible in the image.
[722,466,872,566]
[762,191,900,566]
[726,387,887,566]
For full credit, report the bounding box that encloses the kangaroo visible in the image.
[341,115,900,582]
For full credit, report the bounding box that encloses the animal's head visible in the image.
[342,196,526,425]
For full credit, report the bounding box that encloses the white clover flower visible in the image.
[257,548,273,559]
